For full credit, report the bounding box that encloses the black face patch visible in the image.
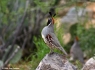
[47,18,52,26]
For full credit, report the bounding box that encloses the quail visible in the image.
[70,36,84,64]
[41,12,67,55]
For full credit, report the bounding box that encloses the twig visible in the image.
[3,46,20,67]
[22,28,28,49]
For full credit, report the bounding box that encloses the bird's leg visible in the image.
[50,49,53,53]
[49,47,54,55]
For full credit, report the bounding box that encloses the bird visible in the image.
[70,36,84,64]
[41,12,67,55]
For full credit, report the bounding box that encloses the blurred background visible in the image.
[0,0,95,70]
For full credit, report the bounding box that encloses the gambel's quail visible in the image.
[41,12,67,55]
[70,36,84,64]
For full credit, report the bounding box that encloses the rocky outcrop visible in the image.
[82,56,95,70]
[36,52,77,70]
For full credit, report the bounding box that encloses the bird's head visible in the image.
[47,11,55,26]
[75,36,79,41]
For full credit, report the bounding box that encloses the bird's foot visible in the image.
[48,51,54,56]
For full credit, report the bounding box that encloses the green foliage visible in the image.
[34,0,56,12]
[55,24,67,51]
[77,27,95,58]
[9,48,22,64]
[0,0,27,40]
[30,37,49,69]
[70,24,77,38]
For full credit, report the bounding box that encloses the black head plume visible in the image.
[47,8,56,25]
[49,7,56,17]
[49,11,56,17]
[49,12,52,17]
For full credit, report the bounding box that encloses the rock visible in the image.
[82,56,95,70]
[60,7,91,24]
[36,52,77,70]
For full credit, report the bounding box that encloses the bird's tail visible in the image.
[59,46,68,55]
